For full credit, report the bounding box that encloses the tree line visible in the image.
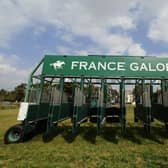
[0,83,26,102]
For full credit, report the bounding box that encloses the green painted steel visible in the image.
[50,103,73,122]
[120,79,126,134]
[26,105,38,121]
[7,55,168,143]
[42,55,168,78]
[97,79,106,135]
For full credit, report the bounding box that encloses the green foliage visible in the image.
[1,105,168,167]
[0,83,26,102]
[14,83,26,102]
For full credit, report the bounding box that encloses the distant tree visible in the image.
[15,83,26,102]
[6,91,16,102]
[0,89,7,101]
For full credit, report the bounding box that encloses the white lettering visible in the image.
[88,62,97,70]
[71,61,79,69]
[139,63,148,71]
[107,62,116,71]
[98,62,107,70]
[71,61,168,73]
[79,61,88,70]
[156,63,165,71]
[130,62,139,71]
[148,63,156,71]
[166,63,168,71]
[118,62,125,71]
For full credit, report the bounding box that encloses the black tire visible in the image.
[4,124,24,144]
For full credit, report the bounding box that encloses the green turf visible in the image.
[0,105,168,168]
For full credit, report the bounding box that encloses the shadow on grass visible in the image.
[124,125,167,144]
[81,126,97,144]
[122,127,142,144]
[61,127,78,143]
[101,126,119,144]
[143,126,167,144]
[42,126,60,143]
[31,124,168,144]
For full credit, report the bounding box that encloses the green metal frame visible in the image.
[120,79,126,134]
[7,55,168,142]
[152,79,168,125]
[97,79,106,135]
[72,78,89,134]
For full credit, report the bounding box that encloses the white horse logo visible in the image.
[50,60,65,70]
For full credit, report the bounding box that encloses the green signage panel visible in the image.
[42,55,168,78]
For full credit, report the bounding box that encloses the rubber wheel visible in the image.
[4,124,24,144]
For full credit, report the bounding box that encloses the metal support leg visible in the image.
[44,77,64,140]
[72,78,84,134]
[134,80,139,122]
[150,82,154,122]
[142,80,151,135]
[97,79,105,135]
[120,79,126,135]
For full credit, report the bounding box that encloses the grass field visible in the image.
[1,105,168,168]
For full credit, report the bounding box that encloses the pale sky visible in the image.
[1,0,168,89]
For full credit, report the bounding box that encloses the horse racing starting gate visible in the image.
[4,55,168,143]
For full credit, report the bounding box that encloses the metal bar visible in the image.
[24,58,45,102]
[77,116,88,124]
[120,79,126,134]
[24,75,32,102]
[80,77,84,104]
[73,77,85,133]
[42,75,168,80]
[142,79,145,105]
[135,80,138,104]
[97,79,105,135]
[38,76,45,104]
[58,77,64,120]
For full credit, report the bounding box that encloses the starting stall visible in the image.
[151,80,168,130]
[4,55,168,143]
[134,79,168,134]
[134,80,152,134]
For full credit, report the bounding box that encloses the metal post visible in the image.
[58,77,64,120]
[80,77,84,104]
[161,79,166,104]
[142,79,151,135]
[38,76,45,104]
[120,79,126,134]
[150,80,154,122]
[88,80,92,105]
[35,76,45,121]
[97,79,105,135]
[135,80,139,104]
[72,77,84,134]
[142,79,144,105]
[134,80,139,122]
[24,75,33,102]
[88,80,92,119]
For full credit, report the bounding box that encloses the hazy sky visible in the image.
[1,0,168,89]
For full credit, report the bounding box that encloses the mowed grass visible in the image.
[0,105,168,168]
